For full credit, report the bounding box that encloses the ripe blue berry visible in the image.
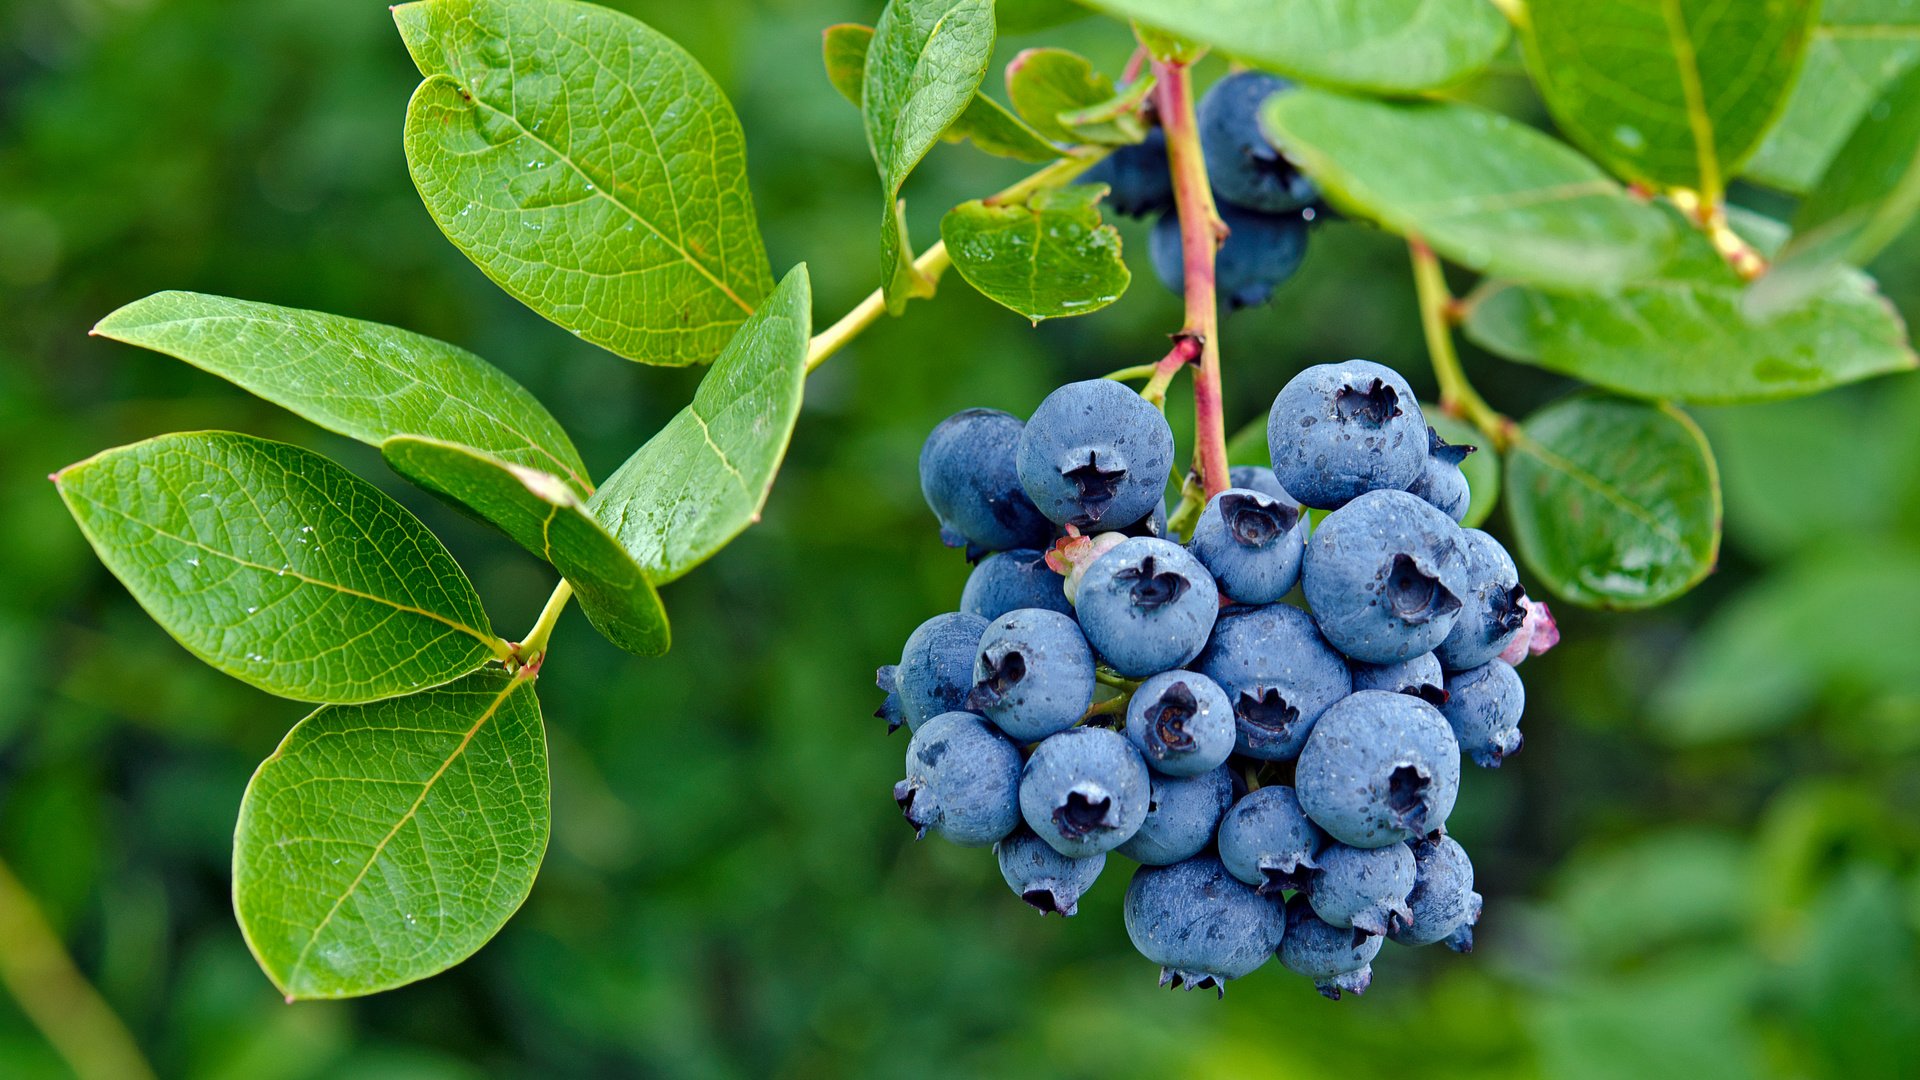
[1302,489,1470,664]
[995,827,1106,916]
[1198,71,1317,213]
[1076,128,1173,217]
[1216,784,1325,894]
[1406,426,1475,522]
[1075,537,1219,677]
[1187,486,1307,604]
[1349,652,1448,707]
[1018,379,1174,531]
[1124,857,1286,995]
[1306,842,1416,938]
[961,548,1072,621]
[1118,765,1235,866]
[1268,360,1428,510]
[1296,690,1461,848]
[1279,892,1382,1000]
[1434,528,1528,672]
[919,408,1053,554]
[1228,464,1295,503]
[1440,659,1525,768]
[968,609,1096,742]
[1447,892,1484,953]
[1123,670,1236,777]
[1388,834,1477,947]
[1020,726,1152,858]
[1191,603,1351,761]
[894,712,1023,846]
[877,611,989,734]
[1150,201,1309,310]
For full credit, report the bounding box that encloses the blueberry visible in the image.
[1279,892,1382,1000]
[1295,690,1461,848]
[967,608,1096,742]
[1388,834,1477,947]
[1118,765,1235,866]
[1447,891,1484,953]
[1268,360,1428,510]
[1228,464,1295,503]
[1434,528,1528,672]
[1076,128,1173,218]
[995,826,1106,916]
[1150,201,1309,310]
[1306,842,1416,938]
[1302,489,1470,664]
[1104,497,1172,541]
[877,612,989,734]
[1406,426,1475,522]
[1187,486,1307,604]
[1440,659,1524,768]
[1018,379,1175,531]
[1198,71,1317,213]
[1123,670,1236,777]
[1074,537,1219,677]
[1123,856,1286,995]
[920,408,1053,554]
[961,548,1072,621]
[1191,603,1351,761]
[1020,726,1152,858]
[894,712,1023,846]
[1216,785,1324,894]
[1349,652,1448,707]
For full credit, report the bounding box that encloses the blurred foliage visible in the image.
[2,0,1918,1076]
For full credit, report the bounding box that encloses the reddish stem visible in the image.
[1121,45,1150,87]
[1139,332,1203,406]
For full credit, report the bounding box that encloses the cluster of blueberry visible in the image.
[1081,70,1322,310]
[881,359,1556,999]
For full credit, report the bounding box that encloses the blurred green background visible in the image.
[5,1,1920,1077]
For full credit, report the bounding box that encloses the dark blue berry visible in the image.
[1349,652,1449,708]
[1123,670,1236,777]
[1279,892,1381,1000]
[1018,379,1175,531]
[1306,842,1416,938]
[1295,690,1461,848]
[894,712,1023,846]
[1150,201,1309,310]
[1074,537,1219,676]
[1302,489,1470,664]
[1076,128,1173,217]
[996,827,1106,916]
[1434,528,1528,672]
[1191,603,1351,761]
[969,608,1096,742]
[920,408,1053,553]
[1406,426,1475,522]
[878,612,988,734]
[1187,486,1307,604]
[1216,784,1324,894]
[1019,726,1152,858]
[1268,360,1428,510]
[1388,834,1478,947]
[960,548,1072,621]
[1117,765,1235,866]
[1198,71,1317,213]
[1440,659,1524,768]
[1124,856,1285,995]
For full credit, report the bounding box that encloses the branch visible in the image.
[1409,238,1512,450]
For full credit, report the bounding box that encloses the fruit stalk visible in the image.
[1153,56,1231,500]
[1408,238,1511,451]
[513,578,574,670]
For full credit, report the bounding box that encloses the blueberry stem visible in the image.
[1408,238,1513,452]
[1140,333,1204,408]
[513,579,574,673]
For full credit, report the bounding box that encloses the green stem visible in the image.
[1409,238,1512,451]
[514,579,573,670]
[1103,363,1159,383]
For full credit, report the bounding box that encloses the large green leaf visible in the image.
[1504,395,1721,610]
[1746,1,1920,194]
[383,437,668,657]
[1077,0,1508,94]
[233,669,547,1000]
[92,291,589,493]
[1464,208,1918,405]
[1262,91,1675,290]
[1427,410,1500,529]
[1522,0,1818,195]
[589,265,810,583]
[862,0,997,311]
[395,0,772,367]
[1005,47,1140,144]
[55,432,504,703]
[940,185,1130,321]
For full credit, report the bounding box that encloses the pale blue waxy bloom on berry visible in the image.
[1406,426,1475,522]
[1198,71,1318,213]
[1296,690,1461,848]
[1074,537,1219,677]
[1150,202,1310,310]
[919,408,1053,555]
[1303,489,1470,664]
[1076,128,1173,218]
[1268,360,1428,510]
[1389,834,1478,947]
[1187,486,1307,604]
[1434,528,1528,672]
[1019,726,1152,859]
[893,712,1022,847]
[960,548,1072,621]
[876,611,988,734]
[995,826,1106,917]
[1440,659,1525,768]
[1228,464,1295,504]
[968,608,1095,743]
[1017,379,1174,531]
[1307,842,1416,938]
[1349,651,1449,707]
[1191,603,1350,761]
[1280,892,1382,1000]
[1118,765,1235,866]
[1123,670,1236,777]
[1447,892,1484,953]
[1123,856,1286,996]
[1216,784,1324,894]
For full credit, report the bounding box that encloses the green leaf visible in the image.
[91,291,590,493]
[940,186,1131,321]
[862,0,996,312]
[233,669,546,1000]
[1746,2,1920,194]
[1427,410,1500,529]
[944,95,1068,163]
[54,432,503,703]
[823,23,872,106]
[382,437,668,657]
[590,265,810,583]
[1077,0,1509,94]
[395,0,772,367]
[1504,395,1721,610]
[1464,207,1918,405]
[1521,0,1818,196]
[1005,48,1142,145]
[1055,75,1156,145]
[1262,91,1676,290]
